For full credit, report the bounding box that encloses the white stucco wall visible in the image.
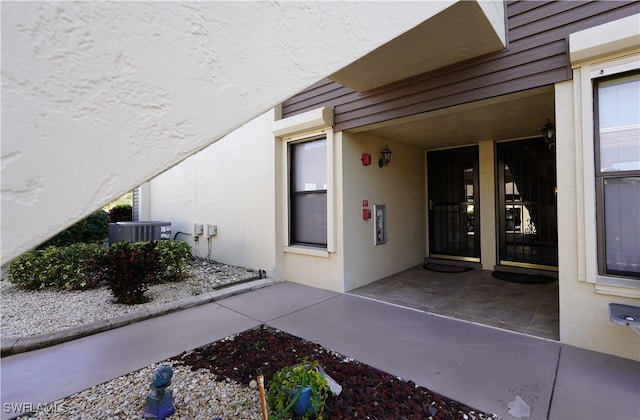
[147,110,277,275]
[554,15,640,360]
[556,79,640,361]
[273,114,345,292]
[273,129,426,292]
[342,132,426,292]
[478,140,498,270]
[1,1,452,265]
[477,0,507,47]
[280,249,346,293]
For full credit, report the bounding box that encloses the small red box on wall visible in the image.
[361,153,372,166]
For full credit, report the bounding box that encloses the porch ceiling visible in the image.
[349,85,555,150]
[329,0,506,93]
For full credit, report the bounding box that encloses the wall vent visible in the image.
[132,188,140,221]
[108,221,171,245]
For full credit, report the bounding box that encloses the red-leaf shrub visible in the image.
[93,241,161,304]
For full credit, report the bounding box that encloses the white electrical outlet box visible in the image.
[207,224,217,236]
[194,223,204,236]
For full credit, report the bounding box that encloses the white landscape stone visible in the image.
[0,259,256,338]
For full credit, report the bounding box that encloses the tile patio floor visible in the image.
[350,265,559,340]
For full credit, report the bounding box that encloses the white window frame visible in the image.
[273,107,335,257]
[569,14,640,297]
[574,53,640,295]
[593,71,640,282]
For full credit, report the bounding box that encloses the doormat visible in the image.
[491,271,555,284]
[423,263,473,273]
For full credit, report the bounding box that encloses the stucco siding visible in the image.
[2,1,449,264]
[148,110,277,275]
[554,11,640,360]
[557,79,640,360]
[478,140,498,270]
[280,253,345,293]
[342,132,426,292]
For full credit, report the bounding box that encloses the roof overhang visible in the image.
[329,0,506,92]
[351,85,555,149]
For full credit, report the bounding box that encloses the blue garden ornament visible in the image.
[143,365,175,420]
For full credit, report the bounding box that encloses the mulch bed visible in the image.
[170,325,496,419]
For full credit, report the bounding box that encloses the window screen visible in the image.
[290,138,327,247]
[595,71,640,279]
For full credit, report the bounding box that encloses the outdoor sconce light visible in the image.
[540,118,556,149]
[378,145,393,168]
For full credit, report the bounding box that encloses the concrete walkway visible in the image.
[2,282,639,420]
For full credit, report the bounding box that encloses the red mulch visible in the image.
[170,325,496,419]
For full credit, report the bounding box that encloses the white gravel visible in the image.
[1,259,259,339]
[16,361,264,419]
[2,259,269,419]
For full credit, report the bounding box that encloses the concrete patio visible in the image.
[351,264,559,340]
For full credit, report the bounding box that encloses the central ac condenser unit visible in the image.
[108,221,171,245]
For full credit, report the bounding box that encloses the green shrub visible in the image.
[8,251,42,290]
[267,360,330,420]
[9,243,106,290]
[108,204,133,222]
[92,241,161,304]
[8,239,190,296]
[83,210,110,242]
[155,240,192,283]
[38,210,109,249]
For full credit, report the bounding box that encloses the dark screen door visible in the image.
[497,138,558,269]
[427,146,480,261]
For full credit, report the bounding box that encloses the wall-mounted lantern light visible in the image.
[378,145,393,168]
[540,118,556,149]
